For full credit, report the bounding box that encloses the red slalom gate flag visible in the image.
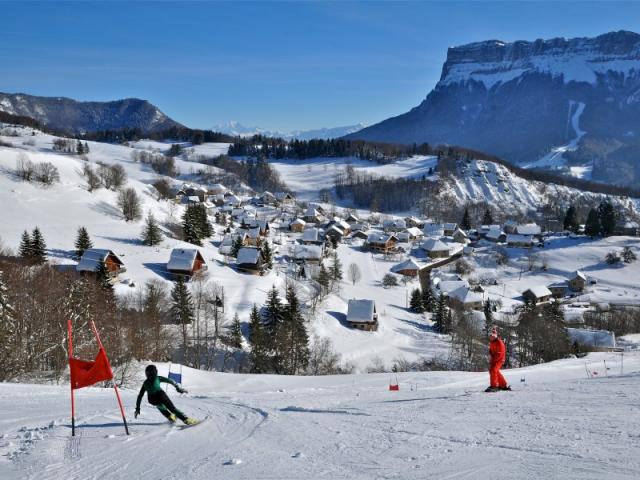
[69,348,113,390]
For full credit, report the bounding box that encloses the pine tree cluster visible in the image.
[182,204,213,246]
[19,227,47,264]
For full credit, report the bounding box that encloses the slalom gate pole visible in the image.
[90,321,130,436]
[68,319,76,437]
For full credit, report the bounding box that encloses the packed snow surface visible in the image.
[1,352,639,479]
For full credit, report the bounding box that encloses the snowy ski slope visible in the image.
[1,351,639,479]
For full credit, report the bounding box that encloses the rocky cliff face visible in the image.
[0,93,183,133]
[349,31,640,186]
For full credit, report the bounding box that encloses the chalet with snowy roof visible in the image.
[304,206,322,224]
[260,191,276,205]
[423,223,445,238]
[522,286,553,305]
[435,280,468,296]
[422,238,450,259]
[167,248,207,278]
[383,218,406,232]
[225,194,242,207]
[404,227,424,240]
[177,184,207,202]
[302,228,324,245]
[548,281,569,298]
[245,228,263,247]
[568,271,587,292]
[345,213,359,224]
[290,218,306,233]
[292,245,323,264]
[506,234,535,248]
[615,220,639,236]
[207,184,227,195]
[76,249,125,279]
[516,223,542,239]
[448,286,483,310]
[180,195,201,205]
[346,299,378,332]
[327,218,351,235]
[452,228,468,244]
[325,225,345,242]
[275,192,294,204]
[366,233,398,253]
[350,230,369,240]
[390,258,420,277]
[235,247,265,274]
[485,227,506,243]
[350,222,370,232]
[405,216,424,228]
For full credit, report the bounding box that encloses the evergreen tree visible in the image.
[482,208,493,225]
[95,260,115,298]
[263,285,284,347]
[329,251,343,283]
[142,212,163,246]
[278,285,309,374]
[226,313,244,349]
[171,277,194,346]
[584,208,600,237]
[483,300,493,334]
[622,246,637,263]
[433,293,447,333]
[230,236,243,257]
[195,204,213,239]
[460,207,471,230]
[182,205,201,246]
[74,226,93,260]
[261,242,273,269]
[19,230,32,259]
[563,205,579,233]
[317,263,331,296]
[30,227,47,264]
[248,304,269,373]
[421,286,435,312]
[598,201,616,237]
[409,288,424,313]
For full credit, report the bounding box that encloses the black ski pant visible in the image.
[148,391,187,421]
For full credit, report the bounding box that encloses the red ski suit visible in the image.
[489,337,508,388]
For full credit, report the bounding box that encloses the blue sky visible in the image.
[1,1,638,131]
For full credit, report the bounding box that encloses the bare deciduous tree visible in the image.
[117,187,142,221]
[347,263,361,286]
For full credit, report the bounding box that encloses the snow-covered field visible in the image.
[269,155,438,200]
[1,351,639,479]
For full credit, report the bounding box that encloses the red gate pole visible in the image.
[67,319,76,437]
[90,321,130,436]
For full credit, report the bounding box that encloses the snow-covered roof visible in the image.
[390,258,420,273]
[448,286,483,305]
[507,234,534,244]
[347,299,376,324]
[516,224,541,235]
[423,224,445,236]
[236,247,262,265]
[326,225,344,236]
[567,328,616,348]
[383,218,406,229]
[524,285,552,299]
[367,233,397,244]
[305,206,320,217]
[572,270,587,281]
[291,218,306,226]
[275,192,293,200]
[422,238,450,252]
[167,248,204,272]
[453,227,468,238]
[292,245,323,260]
[437,280,468,295]
[302,228,320,242]
[405,227,423,237]
[77,249,123,273]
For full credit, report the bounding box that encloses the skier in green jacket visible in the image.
[135,365,197,425]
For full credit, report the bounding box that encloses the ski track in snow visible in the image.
[2,353,640,480]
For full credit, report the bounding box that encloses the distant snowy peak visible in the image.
[0,92,183,134]
[213,121,365,140]
[440,30,640,88]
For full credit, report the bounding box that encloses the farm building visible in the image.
[346,299,378,332]
[76,249,125,279]
[522,286,553,304]
[167,248,207,278]
[236,247,265,274]
[422,238,450,259]
[390,258,421,277]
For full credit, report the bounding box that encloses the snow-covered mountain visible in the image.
[0,92,184,134]
[348,31,640,186]
[214,121,365,140]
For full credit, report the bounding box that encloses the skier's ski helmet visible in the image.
[145,364,158,379]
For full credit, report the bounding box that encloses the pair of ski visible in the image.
[484,386,512,393]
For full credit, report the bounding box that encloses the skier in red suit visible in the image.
[486,326,511,392]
